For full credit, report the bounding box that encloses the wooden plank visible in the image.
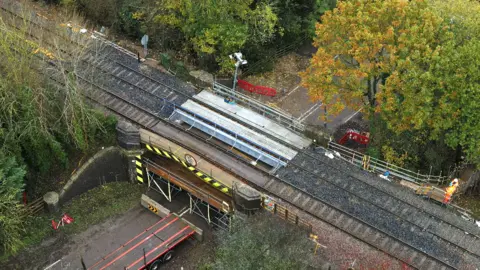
[400,180,420,191]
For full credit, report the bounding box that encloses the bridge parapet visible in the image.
[116,120,141,150]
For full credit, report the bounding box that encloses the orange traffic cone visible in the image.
[52,219,59,230]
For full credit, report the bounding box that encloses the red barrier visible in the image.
[338,129,370,145]
[237,79,277,97]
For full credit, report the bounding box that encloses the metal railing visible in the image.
[212,81,305,132]
[328,141,453,185]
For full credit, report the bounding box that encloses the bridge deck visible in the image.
[144,154,233,212]
[193,90,311,149]
[178,99,297,160]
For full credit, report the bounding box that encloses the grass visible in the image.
[2,182,144,262]
[61,182,144,234]
[455,195,480,220]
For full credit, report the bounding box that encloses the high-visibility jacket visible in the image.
[443,192,452,204]
[445,185,457,195]
[443,185,458,203]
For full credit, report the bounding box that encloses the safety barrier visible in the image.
[145,86,291,169]
[212,81,305,132]
[328,141,454,185]
[237,79,277,97]
[169,108,290,169]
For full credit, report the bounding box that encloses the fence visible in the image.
[262,197,312,231]
[237,79,277,97]
[21,197,45,218]
[327,141,454,185]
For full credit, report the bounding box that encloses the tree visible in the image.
[0,154,26,255]
[75,0,122,26]
[154,0,279,72]
[301,0,444,116]
[0,5,116,193]
[212,212,317,269]
[376,0,480,165]
[302,0,480,169]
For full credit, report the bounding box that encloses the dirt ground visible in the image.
[241,52,367,132]
[166,238,216,270]
[243,54,309,103]
[267,196,411,270]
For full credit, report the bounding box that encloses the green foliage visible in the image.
[303,0,480,170]
[369,117,456,174]
[0,9,118,197]
[150,0,336,73]
[57,0,337,74]
[60,0,77,9]
[212,212,314,269]
[4,182,143,260]
[308,0,338,35]
[19,215,54,251]
[117,1,145,38]
[154,0,261,73]
[0,154,26,255]
[75,0,121,26]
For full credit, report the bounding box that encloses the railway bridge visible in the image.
[2,1,480,268]
[83,47,480,268]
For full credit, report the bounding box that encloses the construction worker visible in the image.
[443,178,459,204]
[450,178,459,188]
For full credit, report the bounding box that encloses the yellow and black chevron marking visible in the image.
[144,144,231,195]
[148,204,158,214]
[135,155,144,183]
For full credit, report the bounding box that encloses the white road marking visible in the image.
[298,104,318,120]
[298,103,322,123]
[343,107,363,123]
[43,260,61,270]
[277,84,302,103]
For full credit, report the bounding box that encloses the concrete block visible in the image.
[43,191,60,213]
[141,194,170,217]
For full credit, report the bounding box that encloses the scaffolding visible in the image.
[189,194,231,230]
[147,170,182,202]
[145,166,232,230]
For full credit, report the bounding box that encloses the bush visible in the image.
[213,212,315,269]
[75,0,122,26]
[0,155,27,256]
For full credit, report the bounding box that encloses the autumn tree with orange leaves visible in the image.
[302,0,480,172]
[301,0,446,115]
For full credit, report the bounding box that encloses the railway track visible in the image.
[290,151,480,252]
[73,48,465,269]
[62,72,458,270]
[0,2,474,268]
[74,46,479,268]
[180,75,480,256]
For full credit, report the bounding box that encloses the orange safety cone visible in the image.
[52,219,59,230]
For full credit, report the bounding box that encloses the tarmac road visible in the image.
[43,206,161,270]
[276,83,362,132]
[42,203,201,270]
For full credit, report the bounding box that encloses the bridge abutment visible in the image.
[116,120,144,183]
